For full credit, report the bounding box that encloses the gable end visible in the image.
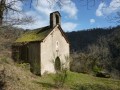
[42,25,69,44]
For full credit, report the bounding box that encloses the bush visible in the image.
[53,69,67,88]
[0,57,9,64]
[19,63,30,70]
[93,65,103,74]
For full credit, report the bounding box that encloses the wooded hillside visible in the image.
[66,26,120,79]
[0,26,120,79]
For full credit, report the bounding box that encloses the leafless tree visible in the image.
[3,0,116,28]
[0,0,33,26]
[0,0,98,26]
[0,0,6,25]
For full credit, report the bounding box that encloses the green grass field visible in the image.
[36,71,120,90]
[0,57,120,90]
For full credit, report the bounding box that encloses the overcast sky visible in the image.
[10,0,120,32]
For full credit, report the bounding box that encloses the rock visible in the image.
[96,71,110,78]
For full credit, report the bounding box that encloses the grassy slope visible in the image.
[0,27,120,90]
[0,57,44,90]
[67,72,120,90]
[0,57,120,90]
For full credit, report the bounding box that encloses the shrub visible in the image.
[53,69,67,88]
[0,57,9,64]
[93,65,103,74]
[30,62,40,75]
[52,56,69,88]
[19,63,30,70]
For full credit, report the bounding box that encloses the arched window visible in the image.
[55,57,61,71]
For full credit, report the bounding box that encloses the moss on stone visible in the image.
[16,26,51,42]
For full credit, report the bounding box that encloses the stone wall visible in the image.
[40,26,69,75]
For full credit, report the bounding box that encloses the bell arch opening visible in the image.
[56,14,59,24]
[55,57,61,71]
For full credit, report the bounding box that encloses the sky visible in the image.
[7,0,120,32]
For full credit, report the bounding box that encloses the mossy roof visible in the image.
[15,26,52,43]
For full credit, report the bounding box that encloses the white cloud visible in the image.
[33,0,78,18]
[5,0,78,31]
[108,0,120,12]
[61,1,78,18]
[96,2,106,16]
[33,0,55,17]
[16,11,49,29]
[90,19,95,24]
[96,0,120,16]
[23,0,78,31]
[62,22,78,32]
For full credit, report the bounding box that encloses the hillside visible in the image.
[66,27,114,52]
[0,57,120,90]
[67,26,120,79]
[0,26,120,90]
[0,26,24,53]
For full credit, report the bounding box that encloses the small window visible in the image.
[56,41,59,51]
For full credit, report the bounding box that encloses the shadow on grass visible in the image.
[0,69,6,90]
[33,81,57,88]
[0,81,5,90]
[71,84,118,90]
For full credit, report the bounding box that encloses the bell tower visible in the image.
[50,11,61,28]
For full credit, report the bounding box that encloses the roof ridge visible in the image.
[15,25,52,43]
[36,26,50,34]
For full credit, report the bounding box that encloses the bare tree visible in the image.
[0,0,5,25]
[0,0,98,26]
[2,0,114,28]
[0,0,34,26]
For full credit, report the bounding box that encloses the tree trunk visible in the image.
[0,13,3,26]
[0,0,6,26]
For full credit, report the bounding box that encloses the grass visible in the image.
[66,72,120,90]
[16,26,51,42]
[0,56,120,90]
[36,71,120,90]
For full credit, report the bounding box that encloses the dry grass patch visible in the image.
[0,57,44,90]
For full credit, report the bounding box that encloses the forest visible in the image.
[66,26,120,79]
